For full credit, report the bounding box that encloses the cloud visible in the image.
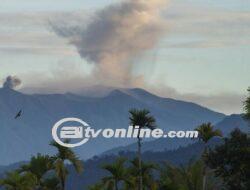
[3,76,22,89]
[51,0,168,87]
[0,11,82,56]
[182,93,245,115]
[162,1,250,48]
[148,85,245,114]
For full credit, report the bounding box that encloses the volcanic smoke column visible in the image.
[52,0,168,87]
[3,76,22,89]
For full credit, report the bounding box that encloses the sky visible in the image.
[0,0,249,114]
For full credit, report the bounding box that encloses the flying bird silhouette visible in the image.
[15,110,22,119]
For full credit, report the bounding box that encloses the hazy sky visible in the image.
[0,0,249,114]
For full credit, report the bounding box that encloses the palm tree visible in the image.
[125,158,157,190]
[0,171,37,190]
[129,109,156,190]
[101,157,127,190]
[179,160,203,190]
[244,87,250,121]
[159,160,219,190]
[18,153,54,189]
[158,163,185,190]
[195,123,222,190]
[50,140,83,190]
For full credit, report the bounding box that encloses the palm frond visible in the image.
[129,108,157,129]
[195,123,222,143]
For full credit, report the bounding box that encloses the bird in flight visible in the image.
[15,110,22,119]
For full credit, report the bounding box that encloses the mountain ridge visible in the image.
[0,87,225,165]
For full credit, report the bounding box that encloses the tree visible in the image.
[158,160,220,190]
[88,182,107,190]
[195,123,222,190]
[50,140,83,190]
[244,87,250,121]
[125,158,157,190]
[179,160,203,190]
[18,153,54,189]
[0,171,37,190]
[206,129,250,190]
[101,157,127,190]
[158,163,183,190]
[42,177,60,190]
[129,109,156,190]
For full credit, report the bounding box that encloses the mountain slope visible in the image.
[215,114,249,135]
[0,87,225,165]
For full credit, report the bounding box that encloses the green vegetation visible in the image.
[88,157,157,190]
[18,154,54,188]
[0,141,83,190]
[50,140,83,190]
[0,171,37,190]
[101,157,127,190]
[206,129,250,190]
[125,158,157,190]
[89,158,224,190]
[158,160,221,190]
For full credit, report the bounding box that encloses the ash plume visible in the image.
[3,76,22,89]
[52,0,168,86]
